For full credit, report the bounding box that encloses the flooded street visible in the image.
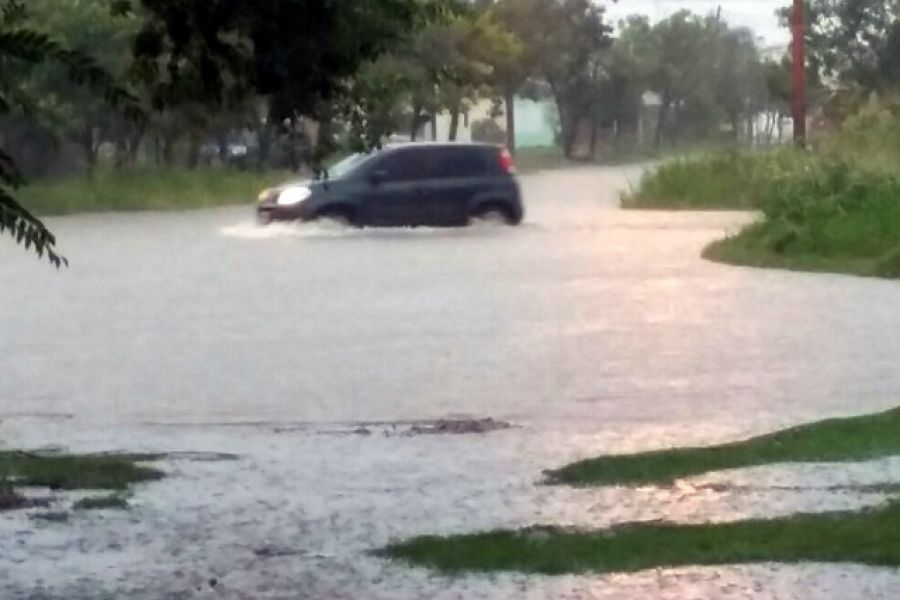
[2,166,900,598]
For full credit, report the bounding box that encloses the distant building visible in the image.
[429,97,558,147]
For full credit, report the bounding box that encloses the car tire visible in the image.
[315,208,357,228]
[470,204,514,226]
[257,210,274,226]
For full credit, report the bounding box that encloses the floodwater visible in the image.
[1,166,899,599]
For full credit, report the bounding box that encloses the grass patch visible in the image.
[515,143,717,174]
[546,406,900,487]
[621,150,769,210]
[700,169,900,278]
[621,107,900,279]
[20,167,292,216]
[0,451,164,491]
[74,494,130,510]
[381,501,900,575]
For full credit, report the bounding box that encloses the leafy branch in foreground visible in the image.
[0,0,143,266]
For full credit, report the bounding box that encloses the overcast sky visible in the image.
[606,0,789,46]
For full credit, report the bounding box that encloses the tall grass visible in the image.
[624,106,900,278]
[621,150,772,210]
[19,167,293,216]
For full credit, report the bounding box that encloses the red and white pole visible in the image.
[791,0,807,146]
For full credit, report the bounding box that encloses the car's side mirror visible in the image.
[369,169,387,186]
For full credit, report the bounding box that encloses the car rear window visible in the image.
[375,146,499,182]
[432,147,491,178]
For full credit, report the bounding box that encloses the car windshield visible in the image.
[326,152,373,179]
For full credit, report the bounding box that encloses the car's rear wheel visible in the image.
[470,203,514,226]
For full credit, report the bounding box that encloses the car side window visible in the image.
[377,150,431,182]
[433,148,488,179]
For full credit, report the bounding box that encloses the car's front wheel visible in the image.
[314,207,358,228]
[256,209,274,226]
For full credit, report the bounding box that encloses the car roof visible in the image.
[382,142,501,152]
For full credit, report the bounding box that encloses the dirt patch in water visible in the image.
[317,418,516,437]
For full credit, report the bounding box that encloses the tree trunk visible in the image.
[217,131,230,164]
[257,123,273,170]
[410,104,422,141]
[430,115,438,141]
[561,115,579,159]
[654,93,671,147]
[449,109,460,141]
[80,123,97,169]
[114,135,128,168]
[162,133,177,166]
[589,113,599,159]
[125,125,144,166]
[187,135,201,169]
[312,107,337,173]
[504,91,516,156]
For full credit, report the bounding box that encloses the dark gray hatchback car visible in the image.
[256,143,524,227]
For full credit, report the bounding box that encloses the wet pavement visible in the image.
[2,166,900,598]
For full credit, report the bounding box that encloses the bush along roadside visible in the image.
[622,106,900,279]
[705,156,900,278]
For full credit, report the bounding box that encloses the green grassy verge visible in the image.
[20,167,292,216]
[621,107,900,279]
[381,501,900,575]
[701,184,900,278]
[0,451,164,491]
[514,143,718,174]
[546,407,900,487]
[74,493,130,510]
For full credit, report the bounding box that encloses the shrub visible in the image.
[626,104,900,278]
[622,150,775,210]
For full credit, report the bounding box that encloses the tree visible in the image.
[124,0,458,148]
[800,0,900,91]
[612,11,772,147]
[1,0,140,266]
[468,4,529,153]
[21,0,140,169]
[762,57,793,142]
[538,0,613,158]
[713,26,766,142]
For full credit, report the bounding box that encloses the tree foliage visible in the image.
[801,0,900,91]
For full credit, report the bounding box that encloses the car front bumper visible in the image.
[256,200,314,223]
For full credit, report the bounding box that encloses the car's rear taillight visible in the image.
[498,148,516,174]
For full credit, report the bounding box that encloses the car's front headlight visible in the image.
[276,186,312,206]
[257,188,272,203]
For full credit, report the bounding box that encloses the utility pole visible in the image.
[791,0,807,146]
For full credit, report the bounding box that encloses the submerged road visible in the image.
[2,165,899,599]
